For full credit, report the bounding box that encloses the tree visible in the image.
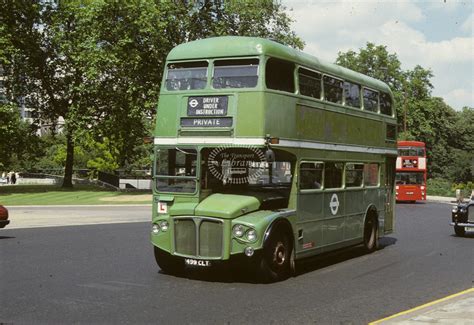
[336,43,472,184]
[336,42,404,92]
[1,0,303,186]
[0,1,97,187]
[84,0,304,167]
[187,0,304,49]
[0,103,41,170]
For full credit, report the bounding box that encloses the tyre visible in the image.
[454,225,465,237]
[259,228,292,282]
[154,246,184,275]
[363,215,379,253]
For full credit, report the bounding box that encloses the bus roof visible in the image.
[167,36,392,94]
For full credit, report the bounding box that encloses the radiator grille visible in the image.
[199,220,223,258]
[174,218,223,258]
[174,219,196,256]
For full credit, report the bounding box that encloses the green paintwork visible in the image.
[169,202,198,216]
[151,36,397,264]
[195,194,260,219]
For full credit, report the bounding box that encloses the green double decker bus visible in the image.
[151,36,397,281]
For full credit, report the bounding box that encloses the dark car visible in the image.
[451,192,474,237]
[0,205,10,228]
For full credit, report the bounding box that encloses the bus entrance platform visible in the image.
[370,288,474,324]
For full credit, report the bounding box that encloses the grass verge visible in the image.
[0,184,152,206]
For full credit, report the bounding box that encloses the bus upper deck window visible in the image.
[298,68,322,99]
[380,92,392,116]
[323,76,343,104]
[166,62,208,91]
[363,88,379,112]
[343,81,361,108]
[266,58,295,93]
[212,59,259,89]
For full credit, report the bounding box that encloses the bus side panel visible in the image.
[155,95,179,137]
[264,93,297,139]
[322,190,345,246]
[234,92,266,137]
[296,191,324,252]
[344,189,364,241]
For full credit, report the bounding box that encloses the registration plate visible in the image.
[465,227,474,232]
[406,192,414,195]
[185,258,211,267]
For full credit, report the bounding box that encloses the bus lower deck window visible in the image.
[364,163,379,186]
[345,164,364,187]
[324,162,343,188]
[299,162,323,189]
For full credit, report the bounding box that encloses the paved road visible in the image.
[0,202,472,324]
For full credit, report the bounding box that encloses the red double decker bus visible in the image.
[396,141,427,202]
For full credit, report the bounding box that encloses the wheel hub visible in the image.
[273,242,286,266]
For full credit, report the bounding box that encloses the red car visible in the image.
[0,205,10,228]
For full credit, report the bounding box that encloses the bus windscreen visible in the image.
[395,172,424,185]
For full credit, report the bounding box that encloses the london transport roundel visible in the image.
[330,193,339,215]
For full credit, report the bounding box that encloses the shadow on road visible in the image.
[157,237,398,284]
[396,201,426,205]
[0,236,16,240]
[295,236,397,277]
[450,233,474,239]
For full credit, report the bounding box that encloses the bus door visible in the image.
[297,162,324,254]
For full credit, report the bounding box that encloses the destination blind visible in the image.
[182,96,232,127]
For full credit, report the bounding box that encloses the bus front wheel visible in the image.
[154,246,184,275]
[259,229,292,282]
[363,215,379,253]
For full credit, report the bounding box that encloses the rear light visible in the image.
[396,186,399,190]
[421,186,425,190]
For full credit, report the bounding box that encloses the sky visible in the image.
[283,0,473,110]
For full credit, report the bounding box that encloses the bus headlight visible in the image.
[233,224,244,238]
[245,229,257,242]
[152,224,160,235]
[159,220,169,232]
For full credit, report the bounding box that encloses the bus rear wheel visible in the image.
[259,229,292,282]
[363,215,378,253]
[454,225,465,237]
[154,246,184,275]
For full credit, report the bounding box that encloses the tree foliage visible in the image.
[0,104,41,171]
[336,43,473,183]
[0,0,303,186]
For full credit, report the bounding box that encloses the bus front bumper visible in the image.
[450,222,474,227]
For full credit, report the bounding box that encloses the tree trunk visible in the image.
[62,132,74,188]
